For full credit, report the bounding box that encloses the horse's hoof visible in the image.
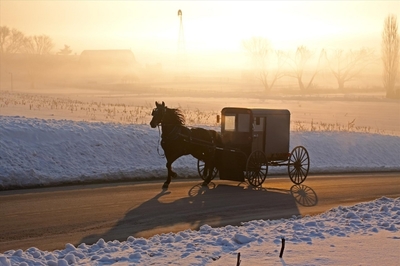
[201,181,209,187]
[162,183,169,189]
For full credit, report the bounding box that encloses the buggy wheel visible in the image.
[197,159,218,181]
[246,150,268,187]
[288,146,310,185]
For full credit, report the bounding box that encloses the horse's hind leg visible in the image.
[202,161,214,187]
[169,163,178,178]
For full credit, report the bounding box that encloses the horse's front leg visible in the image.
[163,160,178,189]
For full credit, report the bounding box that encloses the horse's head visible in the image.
[150,101,166,128]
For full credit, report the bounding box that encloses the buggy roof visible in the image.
[221,107,290,116]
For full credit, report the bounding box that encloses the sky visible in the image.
[1,1,399,67]
[0,115,400,265]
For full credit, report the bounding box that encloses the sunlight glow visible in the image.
[0,1,398,68]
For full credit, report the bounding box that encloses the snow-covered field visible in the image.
[1,91,399,265]
[1,114,400,265]
[1,115,400,189]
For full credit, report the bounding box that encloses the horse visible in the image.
[150,101,221,189]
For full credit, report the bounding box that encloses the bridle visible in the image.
[151,106,166,126]
[151,104,186,157]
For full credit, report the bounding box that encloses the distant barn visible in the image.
[78,49,138,83]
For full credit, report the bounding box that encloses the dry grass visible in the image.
[0,90,220,126]
[0,90,395,135]
[292,119,383,134]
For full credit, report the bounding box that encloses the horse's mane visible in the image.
[165,107,185,125]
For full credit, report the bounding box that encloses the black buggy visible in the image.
[198,107,310,187]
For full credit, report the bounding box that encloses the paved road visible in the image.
[1,173,399,253]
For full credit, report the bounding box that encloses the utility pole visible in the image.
[176,9,187,80]
[9,72,13,90]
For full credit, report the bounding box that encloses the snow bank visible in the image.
[1,197,399,265]
[1,116,400,189]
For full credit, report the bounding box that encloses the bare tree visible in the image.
[243,37,285,92]
[0,28,54,55]
[0,26,10,54]
[382,14,399,98]
[325,48,375,91]
[0,26,26,54]
[21,35,54,89]
[24,35,54,55]
[287,46,324,91]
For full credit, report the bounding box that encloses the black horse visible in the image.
[150,101,221,189]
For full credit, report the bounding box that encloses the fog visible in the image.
[1,1,397,74]
[0,44,387,93]
[1,49,399,136]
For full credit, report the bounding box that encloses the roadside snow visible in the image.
[0,197,399,265]
[1,115,399,189]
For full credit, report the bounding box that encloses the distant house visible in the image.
[78,49,138,82]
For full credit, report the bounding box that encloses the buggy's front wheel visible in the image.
[197,159,218,181]
[246,150,268,187]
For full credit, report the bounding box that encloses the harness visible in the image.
[161,125,182,144]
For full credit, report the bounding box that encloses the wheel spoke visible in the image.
[296,148,301,159]
[289,167,296,176]
[300,166,307,176]
[300,155,308,164]
[295,171,300,184]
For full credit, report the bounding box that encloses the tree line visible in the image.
[0,26,72,56]
[243,14,399,98]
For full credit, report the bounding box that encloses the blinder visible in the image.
[151,106,166,127]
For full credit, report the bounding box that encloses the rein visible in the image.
[153,106,167,157]
[156,125,165,157]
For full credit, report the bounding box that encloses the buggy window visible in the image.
[253,117,265,131]
[238,114,250,132]
[224,115,236,131]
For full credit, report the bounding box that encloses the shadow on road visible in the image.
[79,182,317,246]
[290,184,318,207]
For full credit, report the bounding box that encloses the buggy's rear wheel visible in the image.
[288,146,310,185]
[197,159,218,181]
[246,150,268,187]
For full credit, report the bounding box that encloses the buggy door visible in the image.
[219,108,252,181]
[221,109,252,154]
[252,116,266,153]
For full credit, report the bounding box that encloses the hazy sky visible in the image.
[1,1,399,67]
